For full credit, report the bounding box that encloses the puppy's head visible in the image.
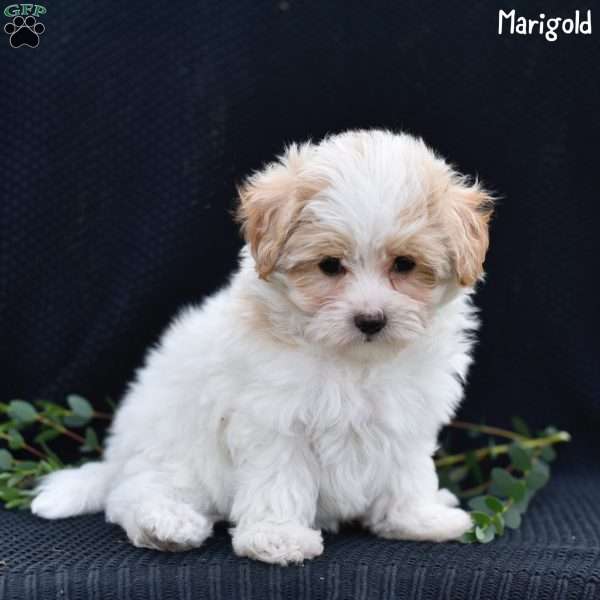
[237,130,493,351]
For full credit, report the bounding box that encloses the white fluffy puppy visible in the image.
[32,130,493,564]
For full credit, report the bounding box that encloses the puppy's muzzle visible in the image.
[354,313,387,335]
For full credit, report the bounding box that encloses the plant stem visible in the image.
[36,416,100,452]
[0,433,46,460]
[458,466,516,498]
[458,480,489,498]
[449,420,527,441]
[435,431,571,468]
[92,411,112,420]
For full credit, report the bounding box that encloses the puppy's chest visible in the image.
[307,381,395,517]
[311,422,393,520]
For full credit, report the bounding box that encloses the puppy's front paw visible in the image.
[375,504,472,542]
[232,522,323,565]
[118,501,213,552]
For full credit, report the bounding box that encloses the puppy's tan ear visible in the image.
[237,144,316,279]
[444,179,494,287]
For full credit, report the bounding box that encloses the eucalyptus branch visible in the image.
[458,465,516,498]
[435,430,570,468]
[449,420,527,441]
[0,432,46,460]
[436,420,571,544]
[35,415,89,447]
[0,395,105,508]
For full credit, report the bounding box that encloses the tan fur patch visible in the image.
[424,161,494,287]
[385,234,447,289]
[282,219,352,269]
[441,181,494,286]
[283,221,353,311]
[287,264,346,312]
[236,144,326,279]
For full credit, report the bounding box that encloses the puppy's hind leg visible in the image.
[105,468,214,552]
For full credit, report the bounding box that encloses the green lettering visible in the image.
[3,4,20,17]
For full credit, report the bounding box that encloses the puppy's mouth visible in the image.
[362,331,388,344]
[359,328,414,346]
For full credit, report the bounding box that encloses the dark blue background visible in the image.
[2,3,600,598]
[2,0,599,436]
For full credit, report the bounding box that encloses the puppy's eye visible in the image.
[318,257,345,276]
[393,256,416,273]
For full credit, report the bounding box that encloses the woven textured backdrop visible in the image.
[1,1,600,598]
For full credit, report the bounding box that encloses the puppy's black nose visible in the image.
[354,313,387,335]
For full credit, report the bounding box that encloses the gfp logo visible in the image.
[3,4,46,47]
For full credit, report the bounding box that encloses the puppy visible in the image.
[32,130,493,564]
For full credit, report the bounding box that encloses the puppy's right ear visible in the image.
[236,144,316,279]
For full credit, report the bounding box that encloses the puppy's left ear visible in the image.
[444,179,494,287]
[237,144,316,279]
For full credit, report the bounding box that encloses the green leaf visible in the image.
[484,496,505,514]
[491,468,519,497]
[492,513,505,536]
[16,461,38,471]
[490,468,528,502]
[80,427,100,453]
[475,524,495,543]
[512,489,534,514]
[7,400,38,425]
[471,511,491,528]
[0,485,21,501]
[39,459,61,475]
[511,416,531,438]
[39,448,63,470]
[504,506,522,529]
[7,472,28,487]
[468,496,493,514]
[465,450,484,484]
[540,446,557,463]
[0,449,13,471]
[510,480,527,502]
[458,530,477,544]
[63,415,89,428]
[526,461,550,491]
[34,428,62,444]
[5,497,30,509]
[509,443,532,472]
[67,395,93,422]
[7,429,25,450]
[37,401,67,419]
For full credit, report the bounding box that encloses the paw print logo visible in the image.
[4,15,45,48]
